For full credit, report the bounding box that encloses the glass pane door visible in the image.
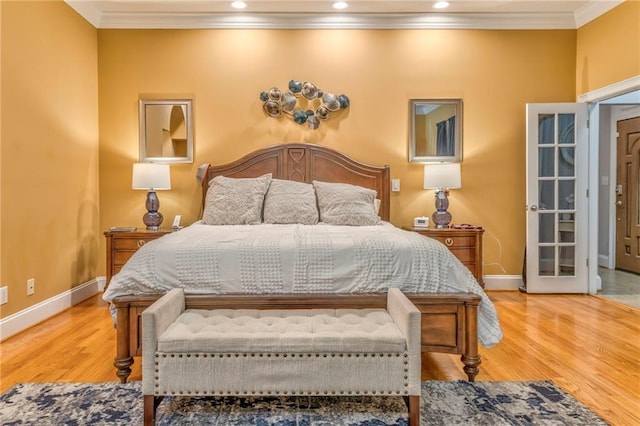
[526,103,588,293]
[537,113,576,277]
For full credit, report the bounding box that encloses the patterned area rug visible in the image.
[0,380,608,425]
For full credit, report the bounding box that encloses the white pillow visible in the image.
[312,181,380,226]
[263,179,319,225]
[202,174,272,225]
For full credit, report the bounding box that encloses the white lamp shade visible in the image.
[423,163,461,190]
[132,163,171,190]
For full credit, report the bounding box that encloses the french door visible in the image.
[526,103,589,293]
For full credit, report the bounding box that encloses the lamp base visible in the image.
[143,190,163,230]
[143,212,163,230]
[432,211,452,228]
[432,189,452,228]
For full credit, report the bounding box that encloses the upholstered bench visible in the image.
[142,288,421,426]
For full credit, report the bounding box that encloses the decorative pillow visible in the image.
[263,179,319,225]
[202,174,272,225]
[312,181,380,226]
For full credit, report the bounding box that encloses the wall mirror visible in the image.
[139,99,193,163]
[409,98,462,163]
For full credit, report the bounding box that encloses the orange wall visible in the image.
[0,1,3,305]
[2,1,637,320]
[576,0,640,94]
[0,0,99,318]
[98,29,577,277]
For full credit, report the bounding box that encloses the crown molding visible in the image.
[574,0,623,28]
[66,0,103,27]
[65,1,623,30]
[84,12,584,30]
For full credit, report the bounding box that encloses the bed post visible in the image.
[461,298,481,382]
[114,298,133,383]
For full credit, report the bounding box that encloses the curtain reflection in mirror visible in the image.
[436,116,456,156]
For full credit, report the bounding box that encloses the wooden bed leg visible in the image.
[115,301,133,383]
[114,356,133,383]
[403,395,421,426]
[461,354,481,382]
[461,299,481,382]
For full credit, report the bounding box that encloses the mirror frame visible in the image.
[409,98,462,163]
[139,99,194,164]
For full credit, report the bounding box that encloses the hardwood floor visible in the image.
[1,291,638,425]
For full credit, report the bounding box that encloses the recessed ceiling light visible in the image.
[231,1,247,9]
[333,2,349,10]
[433,1,450,9]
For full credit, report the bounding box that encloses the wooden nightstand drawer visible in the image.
[404,226,484,287]
[104,229,172,287]
[114,238,156,250]
[448,247,475,262]
[429,235,475,248]
[113,251,137,266]
[113,265,124,276]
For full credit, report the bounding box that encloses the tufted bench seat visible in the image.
[142,288,421,425]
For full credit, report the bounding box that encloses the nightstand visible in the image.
[104,229,172,286]
[405,227,484,287]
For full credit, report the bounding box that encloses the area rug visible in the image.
[0,380,608,425]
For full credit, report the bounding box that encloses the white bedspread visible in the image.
[103,222,503,347]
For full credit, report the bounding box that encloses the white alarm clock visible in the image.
[414,216,429,229]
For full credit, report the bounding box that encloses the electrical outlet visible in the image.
[27,278,35,296]
[0,286,7,305]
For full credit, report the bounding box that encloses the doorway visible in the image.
[593,94,640,308]
[521,81,640,296]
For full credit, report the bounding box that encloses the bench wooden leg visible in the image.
[144,395,163,426]
[403,395,420,426]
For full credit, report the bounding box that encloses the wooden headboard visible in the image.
[201,143,391,221]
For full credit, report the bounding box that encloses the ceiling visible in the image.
[65,0,624,29]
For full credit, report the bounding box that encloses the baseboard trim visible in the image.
[97,276,107,291]
[0,273,520,340]
[483,275,523,291]
[598,254,609,268]
[0,277,105,341]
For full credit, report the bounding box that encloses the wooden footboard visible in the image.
[112,292,481,383]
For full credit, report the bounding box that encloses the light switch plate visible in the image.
[391,179,400,192]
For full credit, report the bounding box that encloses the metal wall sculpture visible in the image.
[260,80,350,130]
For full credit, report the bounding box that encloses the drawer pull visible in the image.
[444,238,454,247]
[137,240,146,248]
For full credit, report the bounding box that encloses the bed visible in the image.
[104,143,502,383]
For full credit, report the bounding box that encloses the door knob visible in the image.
[530,205,538,211]
[616,200,623,207]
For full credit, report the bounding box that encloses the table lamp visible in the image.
[132,163,171,230]
[423,163,461,228]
